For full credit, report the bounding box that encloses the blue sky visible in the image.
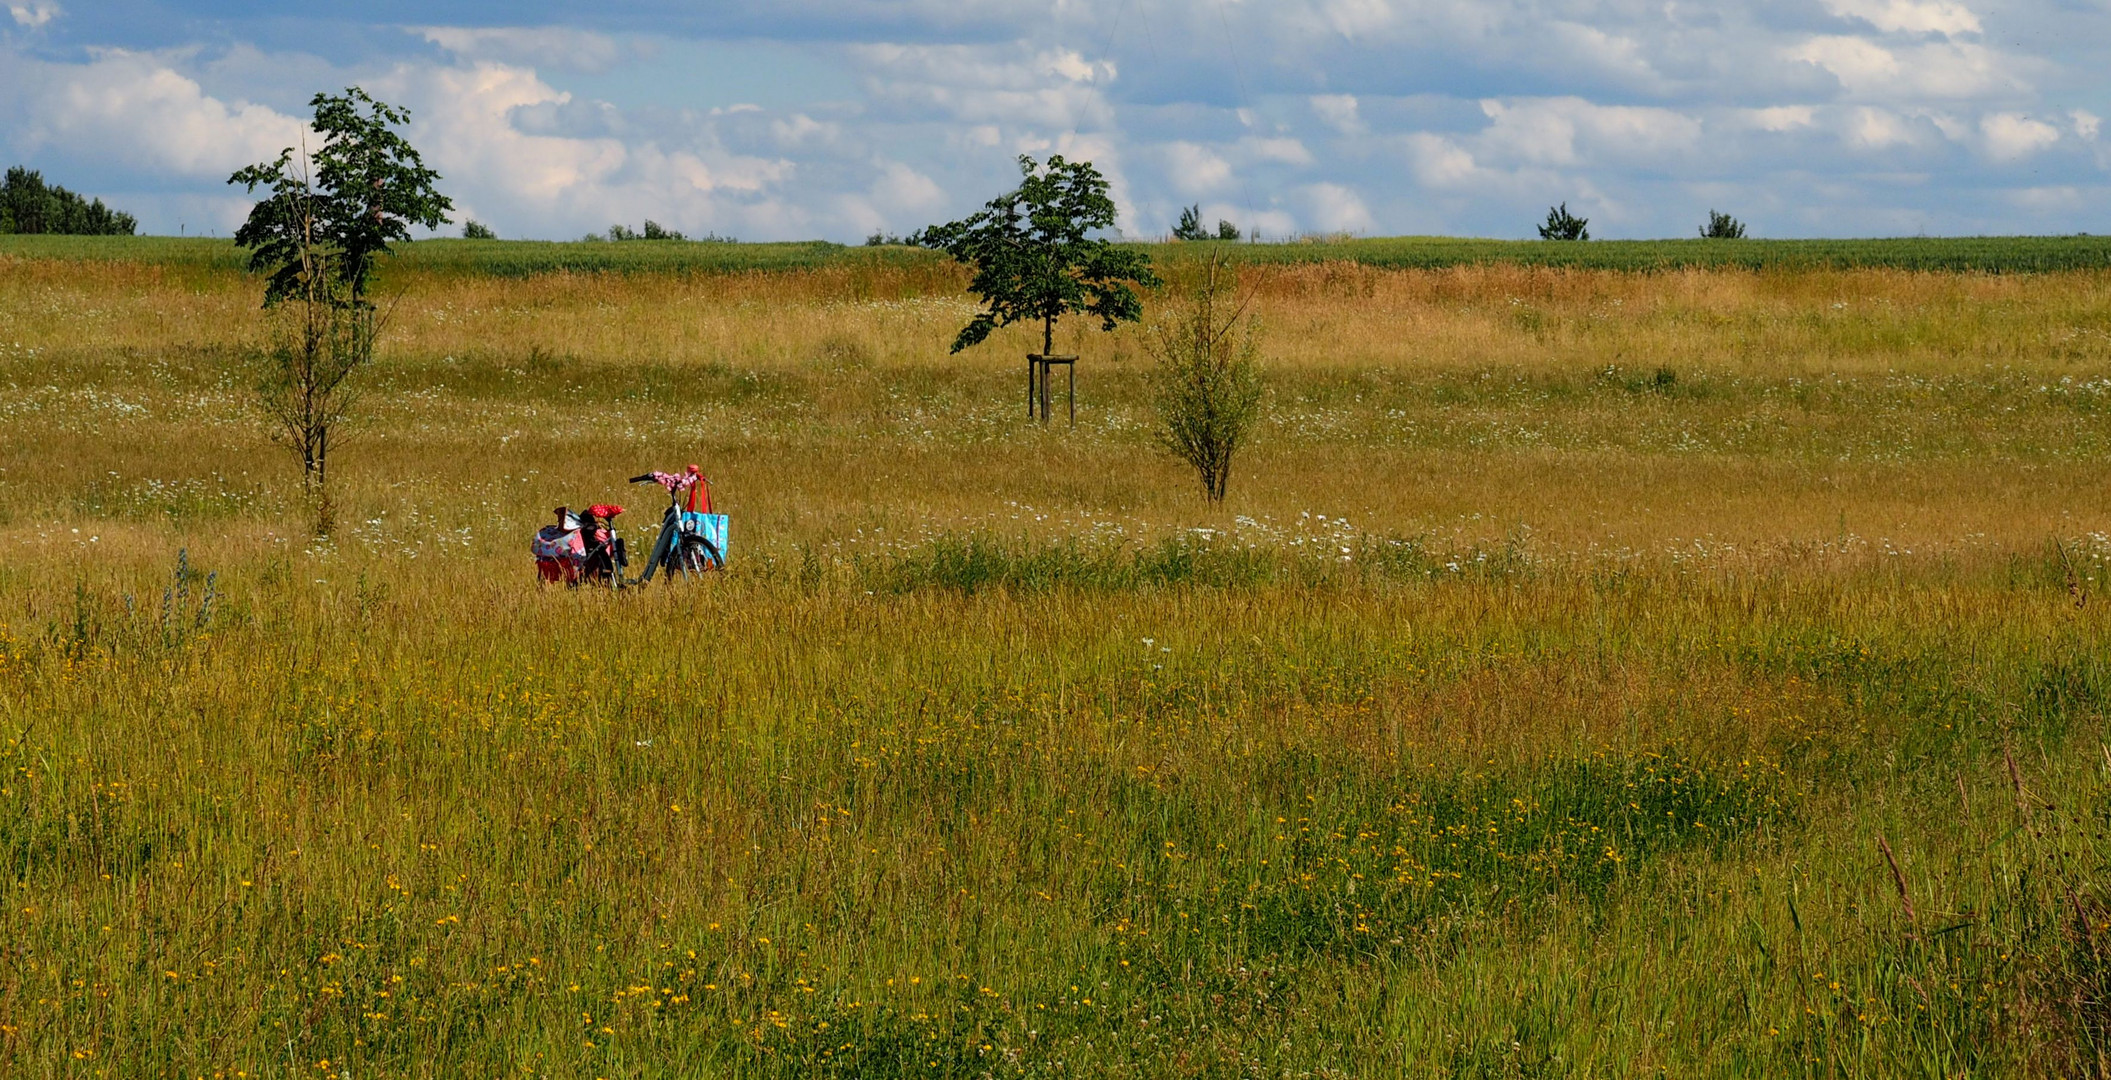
[4,0,2109,240]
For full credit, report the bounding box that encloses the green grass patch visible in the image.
[12,232,2111,277]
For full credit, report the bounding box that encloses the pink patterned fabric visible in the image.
[649,471,695,492]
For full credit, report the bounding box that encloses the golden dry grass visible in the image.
[1,253,2108,1078]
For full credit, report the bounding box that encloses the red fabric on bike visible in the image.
[588,503,625,519]
[682,465,712,514]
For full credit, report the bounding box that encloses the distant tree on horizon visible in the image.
[1700,210,1747,239]
[1538,202,1589,241]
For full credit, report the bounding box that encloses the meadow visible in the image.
[1,242,2109,1078]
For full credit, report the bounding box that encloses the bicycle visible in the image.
[630,472,725,582]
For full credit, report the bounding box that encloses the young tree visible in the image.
[462,219,496,239]
[1538,202,1589,241]
[923,155,1160,356]
[1145,254,1264,504]
[227,87,451,533]
[1215,218,1242,241]
[1173,204,1208,241]
[1700,210,1747,239]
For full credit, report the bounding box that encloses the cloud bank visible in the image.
[1,0,2107,239]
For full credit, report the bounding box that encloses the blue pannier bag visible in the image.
[680,512,728,562]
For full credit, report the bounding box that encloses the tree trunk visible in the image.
[1043,315,1054,356]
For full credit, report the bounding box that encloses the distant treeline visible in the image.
[0,167,137,236]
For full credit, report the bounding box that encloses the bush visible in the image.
[1145,254,1264,504]
[1700,209,1747,239]
[461,220,495,240]
[1538,202,1589,241]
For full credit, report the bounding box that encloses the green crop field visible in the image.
[8,230,2111,279]
[0,242,2107,1078]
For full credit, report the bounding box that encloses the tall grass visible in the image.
[1,250,2108,1076]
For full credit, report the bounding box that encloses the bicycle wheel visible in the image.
[668,537,720,579]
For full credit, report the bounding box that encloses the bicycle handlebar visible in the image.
[629,474,656,484]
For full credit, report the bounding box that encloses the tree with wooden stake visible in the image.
[922,155,1159,424]
[228,87,452,534]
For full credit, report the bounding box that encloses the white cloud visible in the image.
[1789,36,1901,94]
[2005,185,2082,213]
[360,59,801,237]
[1240,136,1314,167]
[770,113,838,149]
[870,159,945,215]
[1747,105,1817,132]
[1315,0,1398,38]
[1299,182,1373,234]
[1844,106,1920,149]
[1401,133,1480,190]
[2072,110,2101,142]
[1311,94,1364,137]
[1980,112,2058,160]
[1477,98,1703,167]
[418,26,626,74]
[1788,36,2015,101]
[12,49,306,178]
[1820,0,1982,37]
[1163,142,1232,196]
[851,44,1117,131]
[7,1,58,28]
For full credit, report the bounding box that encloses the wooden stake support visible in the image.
[1027,353,1077,426]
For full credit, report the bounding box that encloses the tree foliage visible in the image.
[1700,210,1747,239]
[462,220,496,240]
[229,87,452,307]
[1145,255,1264,504]
[923,155,1160,355]
[1538,202,1590,241]
[0,167,136,235]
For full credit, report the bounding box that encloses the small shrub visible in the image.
[1145,254,1264,504]
[1538,202,1589,241]
[461,219,495,240]
[1216,218,1241,241]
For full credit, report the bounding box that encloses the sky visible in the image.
[3,0,2109,241]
